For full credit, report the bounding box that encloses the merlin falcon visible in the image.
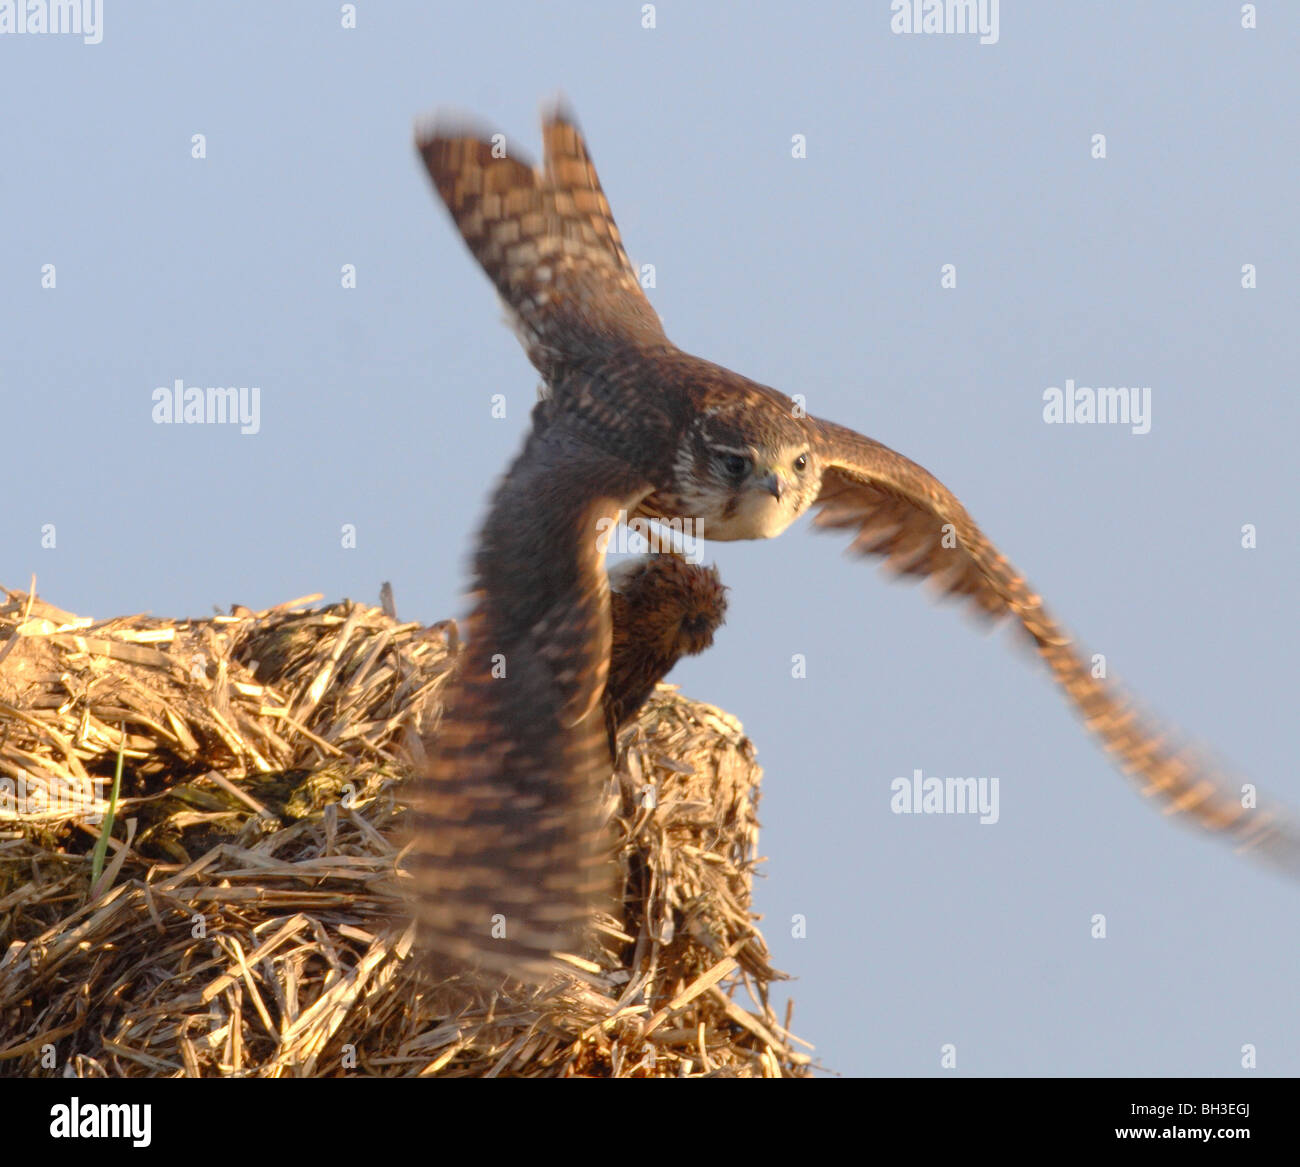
[407,102,1300,979]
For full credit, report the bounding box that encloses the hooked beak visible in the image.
[756,471,784,501]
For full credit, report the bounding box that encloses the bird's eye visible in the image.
[721,453,751,479]
[793,453,808,473]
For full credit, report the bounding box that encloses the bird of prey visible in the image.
[409,102,1298,977]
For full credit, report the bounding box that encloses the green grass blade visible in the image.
[90,730,125,892]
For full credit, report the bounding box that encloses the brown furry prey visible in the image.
[408,102,1299,977]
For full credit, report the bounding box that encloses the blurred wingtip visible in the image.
[540,89,578,129]
[413,105,504,153]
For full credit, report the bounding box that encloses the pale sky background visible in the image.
[2,2,1297,1076]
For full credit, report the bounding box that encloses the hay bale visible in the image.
[0,584,811,1077]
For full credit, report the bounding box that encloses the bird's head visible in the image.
[672,397,821,541]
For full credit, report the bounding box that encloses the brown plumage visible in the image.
[605,555,727,747]
[410,101,1300,980]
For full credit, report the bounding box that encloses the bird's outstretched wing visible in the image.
[408,418,651,978]
[407,422,732,979]
[416,105,665,374]
[809,416,1300,874]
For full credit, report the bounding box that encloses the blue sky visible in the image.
[2,1,1297,1076]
